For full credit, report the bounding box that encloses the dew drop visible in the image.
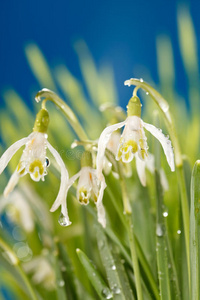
[139,78,144,82]
[111,265,116,270]
[112,284,121,294]
[146,92,149,95]
[156,224,164,237]
[45,157,50,167]
[58,280,65,287]
[163,211,168,217]
[101,287,113,299]
[58,213,71,227]
[71,141,78,149]
[177,229,181,235]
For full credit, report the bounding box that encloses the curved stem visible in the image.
[0,238,38,300]
[35,88,88,141]
[125,78,190,286]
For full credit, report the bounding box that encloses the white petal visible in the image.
[97,176,107,205]
[50,171,81,212]
[4,169,20,197]
[135,154,146,186]
[96,120,127,180]
[142,121,175,172]
[0,137,29,174]
[47,141,69,212]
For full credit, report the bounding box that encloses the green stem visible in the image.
[155,170,171,300]
[0,238,38,300]
[120,175,143,300]
[190,160,200,300]
[35,88,88,141]
[154,112,171,300]
[125,78,190,285]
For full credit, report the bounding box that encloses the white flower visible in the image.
[103,131,132,178]
[51,165,107,228]
[0,189,35,232]
[0,109,70,224]
[97,115,175,185]
[23,255,56,290]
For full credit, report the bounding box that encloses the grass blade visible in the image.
[96,224,133,300]
[190,160,200,299]
[154,113,171,300]
[76,248,112,299]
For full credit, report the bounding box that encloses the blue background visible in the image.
[0,0,199,107]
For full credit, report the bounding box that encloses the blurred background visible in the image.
[1,0,200,109]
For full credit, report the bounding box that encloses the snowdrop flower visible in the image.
[23,254,56,290]
[51,151,107,228]
[0,109,69,223]
[103,131,132,178]
[97,96,175,185]
[0,189,35,232]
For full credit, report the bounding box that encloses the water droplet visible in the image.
[45,157,50,167]
[71,141,78,149]
[101,287,113,299]
[112,284,121,294]
[163,211,168,217]
[156,224,164,237]
[111,265,116,270]
[139,78,144,82]
[58,213,71,227]
[177,229,181,235]
[160,102,169,113]
[58,280,65,287]
[146,92,149,95]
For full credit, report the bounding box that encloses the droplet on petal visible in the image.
[58,213,71,227]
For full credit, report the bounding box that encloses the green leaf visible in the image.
[96,224,133,300]
[190,160,200,299]
[154,114,171,300]
[76,248,112,300]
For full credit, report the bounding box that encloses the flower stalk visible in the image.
[35,88,88,141]
[125,78,190,285]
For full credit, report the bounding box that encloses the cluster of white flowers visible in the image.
[0,81,175,228]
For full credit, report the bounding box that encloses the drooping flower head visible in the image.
[51,151,107,228]
[0,108,69,223]
[96,93,175,186]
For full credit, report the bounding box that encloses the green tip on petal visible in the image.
[127,96,142,117]
[81,151,93,168]
[33,109,50,133]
